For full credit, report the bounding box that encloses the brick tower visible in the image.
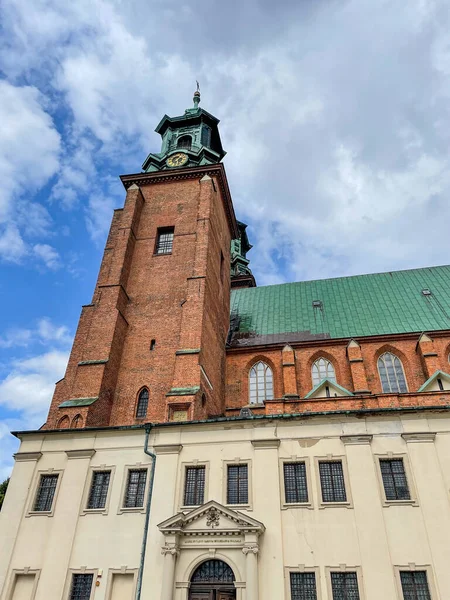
[45,90,243,429]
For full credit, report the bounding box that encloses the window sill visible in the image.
[382,499,418,507]
[225,503,252,511]
[319,501,353,509]
[118,506,146,514]
[281,502,313,510]
[153,252,172,257]
[80,508,109,516]
[26,510,54,518]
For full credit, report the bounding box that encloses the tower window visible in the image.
[201,125,211,147]
[136,388,149,418]
[177,135,192,150]
[249,361,274,404]
[155,227,174,255]
[312,358,336,387]
[378,352,408,393]
[150,339,156,351]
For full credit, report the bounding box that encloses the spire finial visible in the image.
[193,81,201,109]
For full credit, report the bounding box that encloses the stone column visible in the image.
[243,543,259,600]
[160,544,178,600]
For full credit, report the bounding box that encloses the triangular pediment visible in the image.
[158,500,265,536]
[418,370,450,392]
[304,378,354,399]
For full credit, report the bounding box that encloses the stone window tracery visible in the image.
[249,361,274,404]
[311,358,336,387]
[378,352,408,393]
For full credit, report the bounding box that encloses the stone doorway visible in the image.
[188,560,236,600]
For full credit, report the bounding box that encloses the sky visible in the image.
[1,0,450,478]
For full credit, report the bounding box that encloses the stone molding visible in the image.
[251,439,280,449]
[401,432,436,443]
[65,449,96,459]
[340,434,373,445]
[242,544,259,555]
[161,545,179,556]
[154,444,183,455]
[14,451,42,462]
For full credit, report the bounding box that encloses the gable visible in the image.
[418,370,450,392]
[304,379,354,399]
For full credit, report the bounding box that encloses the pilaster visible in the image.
[282,345,299,398]
[346,340,370,394]
[416,334,440,378]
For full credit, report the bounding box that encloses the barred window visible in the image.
[136,388,149,418]
[400,571,431,600]
[33,474,58,512]
[330,572,360,600]
[319,461,347,503]
[155,227,174,255]
[284,462,308,504]
[69,574,94,600]
[184,466,205,506]
[87,471,111,509]
[227,464,248,504]
[312,358,336,387]
[249,361,274,404]
[124,469,147,508]
[380,459,410,501]
[378,352,408,393]
[290,572,317,600]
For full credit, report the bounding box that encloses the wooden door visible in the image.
[217,593,235,600]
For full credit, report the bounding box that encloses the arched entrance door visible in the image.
[189,560,236,600]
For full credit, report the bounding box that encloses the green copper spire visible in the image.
[142,86,226,173]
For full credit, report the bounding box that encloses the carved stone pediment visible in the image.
[158,500,265,544]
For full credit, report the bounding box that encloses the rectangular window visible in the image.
[69,574,94,600]
[155,227,174,255]
[330,572,360,600]
[227,464,248,505]
[184,466,205,506]
[284,462,309,504]
[87,470,111,509]
[319,461,347,503]
[400,571,431,600]
[33,474,58,512]
[380,458,410,501]
[124,469,147,508]
[290,572,317,600]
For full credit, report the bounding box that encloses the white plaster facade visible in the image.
[1,411,450,600]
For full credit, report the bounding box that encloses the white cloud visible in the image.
[32,244,61,270]
[0,317,72,349]
[0,225,27,263]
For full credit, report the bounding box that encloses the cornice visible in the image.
[120,164,238,238]
[401,432,436,443]
[341,434,373,445]
[65,449,96,459]
[153,444,183,455]
[14,451,42,462]
[251,439,280,449]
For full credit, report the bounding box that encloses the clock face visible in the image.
[166,152,188,168]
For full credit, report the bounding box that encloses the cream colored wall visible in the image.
[1,414,450,600]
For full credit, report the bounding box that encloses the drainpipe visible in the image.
[136,425,156,600]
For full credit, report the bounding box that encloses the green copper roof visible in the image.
[229,265,450,347]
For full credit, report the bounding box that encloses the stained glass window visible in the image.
[249,361,274,404]
[380,459,410,501]
[312,358,336,387]
[378,352,407,393]
[124,469,147,508]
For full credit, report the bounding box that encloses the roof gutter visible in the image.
[136,425,156,600]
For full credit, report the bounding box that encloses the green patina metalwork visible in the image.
[166,386,201,396]
[78,359,108,366]
[418,370,450,392]
[231,221,255,282]
[230,265,450,342]
[304,379,354,399]
[58,397,98,408]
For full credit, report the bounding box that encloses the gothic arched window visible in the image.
[249,361,274,404]
[312,358,336,387]
[378,352,408,393]
[136,388,149,418]
[71,414,83,429]
[177,135,192,150]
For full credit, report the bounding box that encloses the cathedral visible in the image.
[1,92,450,600]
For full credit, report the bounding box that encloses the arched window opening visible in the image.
[57,415,70,429]
[136,388,149,418]
[71,414,83,429]
[191,560,235,583]
[249,361,274,404]
[312,358,336,387]
[177,135,192,150]
[378,352,408,393]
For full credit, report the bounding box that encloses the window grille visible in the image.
[400,571,431,600]
[124,469,147,508]
[87,471,111,509]
[155,227,174,255]
[184,466,205,506]
[380,459,410,500]
[312,358,336,387]
[319,461,347,503]
[136,388,149,418]
[70,574,94,600]
[284,462,308,504]
[33,474,58,512]
[177,135,192,150]
[191,560,235,583]
[330,572,360,600]
[290,572,317,600]
[378,352,407,393]
[249,361,274,404]
[227,464,248,504]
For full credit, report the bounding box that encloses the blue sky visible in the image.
[1,0,450,478]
